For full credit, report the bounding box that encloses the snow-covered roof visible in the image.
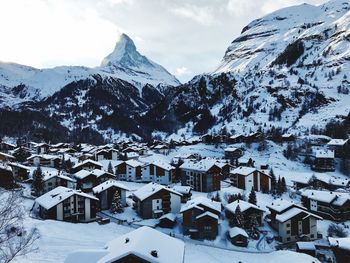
[180,196,221,214]
[0,152,15,159]
[291,173,313,184]
[173,153,196,159]
[98,226,185,263]
[296,242,316,250]
[314,150,334,159]
[43,173,76,183]
[125,159,144,168]
[267,199,303,213]
[73,169,93,180]
[72,159,102,169]
[91,169,114,178]
[301,189,350,206]
[328,237,350,251]
[35,186,98,210]
[133,183,182,201]
[224,147,241,152]
[92,180,129,194]
[276,207,322,223]
[8,162,30,170]
[225,200,264,214]
[229,227,248,238]
[231,166,256,176]
[172,185,191,194]
[159,213,176,222]
[327,139,348,146]
[196,211,219,220]
[179,159,218,172]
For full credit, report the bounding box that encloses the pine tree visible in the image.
[248,214,260,239]
[281,177,287,193]
[234,204,245,228]
[277,176,282,195]
[212,191,221,202]
[32,166,44,196]
[270,169,277,195]
[248,187,257,205]
[107,161,114,175]
[110,190,123,214]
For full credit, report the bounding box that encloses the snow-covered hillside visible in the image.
[157,0,350,138]
[0,34,179,107]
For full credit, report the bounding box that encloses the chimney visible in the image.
[150,250,158,258]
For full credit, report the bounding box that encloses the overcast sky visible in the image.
[0,0,327,82]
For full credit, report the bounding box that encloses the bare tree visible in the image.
[0,190,39,263]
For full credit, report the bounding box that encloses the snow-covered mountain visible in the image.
[151,0,350,138]
[0,34,179,108]
[1,0,349,142]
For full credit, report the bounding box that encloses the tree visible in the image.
[32,166,44,196]
[281,177,287,193]
[212,192,221,202]
[248,214,260,239]
[110,190,123,214]
[270,169,277,195]
[0,190,39,263]
[340,158,350,176]
[107,161,114,175]
[233,205,245,228]
[248,187,257,205]
[328,223,348,238]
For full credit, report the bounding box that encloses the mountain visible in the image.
[146,0,350,139]
[0,34,179,108]
[1,0,350,143]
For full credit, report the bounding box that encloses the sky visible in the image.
[0,0,328,82]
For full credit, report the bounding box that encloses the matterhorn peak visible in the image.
[101,33,151,68]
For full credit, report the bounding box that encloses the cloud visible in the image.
[176,67,192,76]
[171,4,217,26]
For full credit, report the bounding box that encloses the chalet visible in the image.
[158,213,177,228]
[301,189,350,221]
[172,185,192,203]
[311,150,335,172]
[72,159,103,173]
[42,173,76,195]
[65,226,185,263]
[91,169,115,185]
[27,154,61,168]
[73,170,97,193]
[225,200,265,226]
[114,161,126,179]
[230,167,271,193]
[238,157,255,167]
[36,143,50,154]
[8,162,30,181]
[224,147,244,165]
[92,180,129,210]
[142,159,175,185]
[228,134,245,144]
[180,196,221,240]
[228,227,249,247]
[291,173,313,190]
[244,132,262,143]
[0,164,15,188]
[327,139,349,158]
[0,152,15,162]
[201,134,213,144]
[180,159,221,192]
[0,142,16,153]
[122,159,145,182]
[95,148,118,161]
[328,237,350,263]
[133,183,182,219]
[172,153,198,165]
[34,186,98,223]
[214,159,232,180]
[282,134,296,142]
[153,144,170,155]
[266,199,322,243]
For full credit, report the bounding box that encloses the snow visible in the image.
[125,159,144,168]
[226,200,265,214]
[314,150,334,159]
[229,227,249,238]
[92,180,129,194]
[296,242,316,250]
[34,186,98,210]
[196,211,219,220]
[72,159,102,170]
[266,199,302,213]
[133,183,182,201]
[180,159,218,172]
[180,196,221,214]
[328,237,350,251]
[327,139,348,146]
[231,166,256,176]
[301,189,350,206]
[73,170,92,180]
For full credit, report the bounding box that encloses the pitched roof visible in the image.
[180,196,221,214]
[35,186,98,210]
[92,180,129,194]
[73,169,93,180]
[98,226,185,263]
[225,200,264,214]
[275,207,322,223]
[133,183,182,201]
[179,159,218,172]
[327,139,348,146]
[266,199,304,213]
[125,159,144,168]
[301,189,350,206]
[72,159,102,169]
[231,166,256,176]
[196,211,219,220]
[229,227,248,238]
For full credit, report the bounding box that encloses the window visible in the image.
[286,223,290,227]
[287,230,290,234]
[287,238,290,241]
[204,226,211,231]
[311,234,314,238]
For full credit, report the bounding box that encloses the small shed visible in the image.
[158,213,177,228]
[296,241,316,257]
[228,227,249,247]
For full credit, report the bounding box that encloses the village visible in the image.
[0,132,350,263]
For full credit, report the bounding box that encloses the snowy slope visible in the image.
[157,0,350,138]
[0,34,179,107]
